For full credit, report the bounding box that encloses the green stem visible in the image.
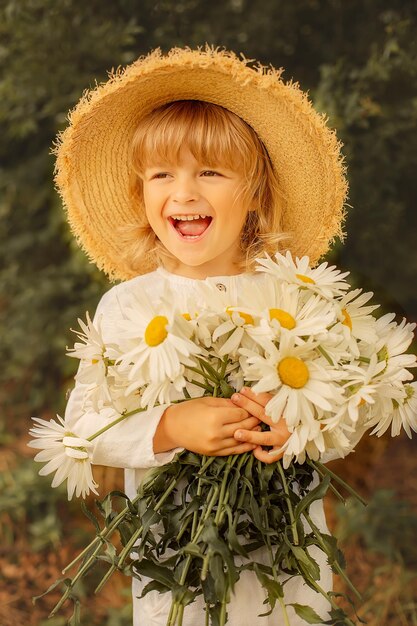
[220,355,229,379]
[317,345,334,366]
[307,577,356,626]
[190,456,213,539]
[219,591,228,626]
[311,461,346,504]
[86,400,186,443]
[188,378,213,392]
[278,597,291,626]
[259,473,290,626]
[169,484,220,625]
[232,454,252,531]
[87,406,147,442]
[62,467,167,575]
[62,492,150,574]
[54,474,178,614]
[303,511,361,601]
[119,470,186,568]
[96,470,188,594]
[214,457,234,525]
[311,461,367,506]
[277,462,299,545]
[185,365,218,384]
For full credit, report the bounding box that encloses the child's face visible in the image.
[141,149,252,278]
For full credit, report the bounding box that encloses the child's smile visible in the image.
[168,213,213,240]
[142,149,253,279]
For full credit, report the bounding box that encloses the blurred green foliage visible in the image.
[1,2,416,623]
[337,490,417,566]
[1,0,416,420]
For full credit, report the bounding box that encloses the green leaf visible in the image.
[220,379,234,398]
[80,501,100,533]
[294,475,331,521]
[133,559,175,590]
[68,598,81,626]
[209,554,226,600]
[140,579,172,596]
[288,544,321,581]
[32,577,71,603]
[290,603,325,623]
[181,542,203,558]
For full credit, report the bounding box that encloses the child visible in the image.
[57,47,348,625]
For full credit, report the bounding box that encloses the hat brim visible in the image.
[54,46,347,280]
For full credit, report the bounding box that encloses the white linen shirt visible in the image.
[65,267,337,626]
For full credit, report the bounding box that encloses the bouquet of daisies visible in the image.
[29,252,417,625]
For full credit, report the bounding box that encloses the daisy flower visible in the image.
[194,279,259,356]
[256,251,351,299]
[240,331,344,428]
[330,354,388,425]
[392,382,417,438]
[237,275,336,349]
[273,417,355,468]
[67,312,117,410]
[28,415,98,500]
[335,289,379,342]
[373,314,417,375]
[366,381,417,438]
[140,370,190,409]
[116,290,201,387]
[181,298,221,349]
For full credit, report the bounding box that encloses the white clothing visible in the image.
[65,268,335,625]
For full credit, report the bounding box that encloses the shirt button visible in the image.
[216,283,227,292]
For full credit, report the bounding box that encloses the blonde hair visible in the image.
[122,100,287,273]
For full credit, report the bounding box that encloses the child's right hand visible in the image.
[153,397,260,456]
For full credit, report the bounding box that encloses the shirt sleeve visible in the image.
[64,285,184,470]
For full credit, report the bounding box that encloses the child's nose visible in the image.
[172,176,200,203]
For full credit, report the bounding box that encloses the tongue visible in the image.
[176,217,211,237]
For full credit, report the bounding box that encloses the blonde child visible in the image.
[57,47,348,625]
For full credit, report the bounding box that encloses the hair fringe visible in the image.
[121,101,287,274]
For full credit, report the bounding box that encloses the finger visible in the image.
[231,392,269,421]
[222,407,251,423]
[252,445,284,464]
[240,387,273,407]
[215,434,257,449]
[231,392,279,427]
[204,397,235,408]
[224,416,260,437]
[234,428,289,447]
[215,443,257,456]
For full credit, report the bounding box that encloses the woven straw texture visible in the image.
[54,45,348,281]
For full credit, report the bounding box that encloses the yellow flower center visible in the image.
[406,384,414,401]
[182,313,191,321]
[341,308,352,330]
[226,307,254,326]
[277,356,309,388]
[296,273,315,285]
[144,315,169,346]
[269,308,296,330]
[91,358,99,364]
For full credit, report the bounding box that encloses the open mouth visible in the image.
[168,214,213,239]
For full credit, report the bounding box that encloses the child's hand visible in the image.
[230,387,291,464]
[154,397,260,456]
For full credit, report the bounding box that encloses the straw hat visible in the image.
[54,45,348,281]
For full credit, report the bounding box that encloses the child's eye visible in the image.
[151,172,170,179]
[201,170,221,177]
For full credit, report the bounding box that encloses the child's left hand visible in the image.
[231,387,291,464]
